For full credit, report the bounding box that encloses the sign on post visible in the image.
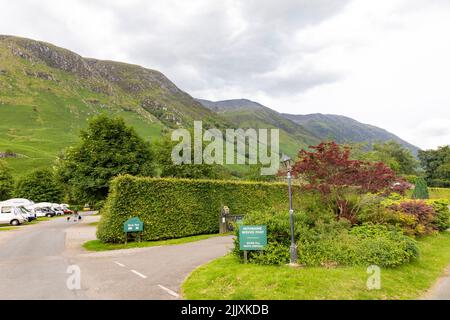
[123,217,144,244]
[123,217,144,232]
[239,225,267,251]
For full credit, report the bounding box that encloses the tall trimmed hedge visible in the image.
[97,175,298,243]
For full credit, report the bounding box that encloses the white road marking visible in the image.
[158,284,180,298]
[114,261,125,267]
[131,270,148,279]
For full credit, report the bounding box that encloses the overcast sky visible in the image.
[1,0,449,150]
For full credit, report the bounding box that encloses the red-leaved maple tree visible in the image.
[290,142,409,222]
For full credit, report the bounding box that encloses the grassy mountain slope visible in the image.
[283,113,420,155]
[0,35,227,176]
[197,99,321,157]
[198,98,420,156]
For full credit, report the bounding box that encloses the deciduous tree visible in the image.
[15,169,63,203]
[291,142,409,222]
[55,115,156,203]
[0,160,14,201]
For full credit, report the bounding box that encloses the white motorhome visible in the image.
[0,204,28,225]
[1,199,36,221]
[3,198,34,207]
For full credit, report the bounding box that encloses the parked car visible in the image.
[27,204,56,218]
[60,204,73,214]
[50,203,64,216]
[0,205,28,225]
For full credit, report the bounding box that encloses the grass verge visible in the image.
[181,232,450,300]
[0,225,18,231]
[83,233,232,252]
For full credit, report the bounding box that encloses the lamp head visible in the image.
[281,154,292,170]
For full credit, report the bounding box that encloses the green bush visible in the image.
[412,177,429,199]
[14,168,63,203]
[0,160,14,201]
[235,210,419,268]
[97,175,298,243]
[298,224,419,268]
[426,199,450,231]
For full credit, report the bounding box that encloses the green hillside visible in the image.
[197,99,320,157]
[282,113,420,155]
[198,99,420,157]
[0,35,228,176]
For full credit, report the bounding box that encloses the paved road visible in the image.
[0,216,233,300]
[424,265,450,300]
[0,218,86,299]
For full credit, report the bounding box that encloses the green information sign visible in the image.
[239,225,267,251]
[123,217,144,233]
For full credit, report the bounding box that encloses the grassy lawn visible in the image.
[182,232,450,300]
[83,233,232,252]
[429,188,450,201]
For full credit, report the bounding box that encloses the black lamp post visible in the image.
[281,155,298,265]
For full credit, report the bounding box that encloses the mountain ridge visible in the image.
[197,98,420,155]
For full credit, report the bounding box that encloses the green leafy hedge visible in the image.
[97,175,297,243]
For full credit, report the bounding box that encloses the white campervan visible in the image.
[3,198,34,207]
[1,199,36,221]
[0,204,28,225]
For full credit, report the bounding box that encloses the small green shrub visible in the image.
[412,177,429,199]
[426,199,450,231]
[298,224,419,268]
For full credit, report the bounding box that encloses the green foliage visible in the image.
[14,168,63,202]
[297,224,418,268]
[243,164,277,182]
[412,177,429,199]
[371,198,447,236]
[402,174,419,184]
[419,146,450,187]
[0,160,14,201]
[235,209,419,268]
[153,134,231,180]
[97,175,296,243]
[353,141,418,175]
[55,115,156,203]
[426,199,450,231]
[428,187,450,201]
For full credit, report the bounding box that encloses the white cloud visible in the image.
[0,0,449,149]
